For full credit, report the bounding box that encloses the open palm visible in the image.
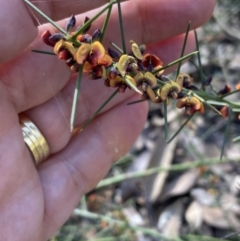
[0,0,215,240]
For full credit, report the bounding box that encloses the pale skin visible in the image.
[0,0,215,240]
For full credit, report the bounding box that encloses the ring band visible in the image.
[19,114,50,165]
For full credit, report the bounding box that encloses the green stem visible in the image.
[124,76,142,94]
[152,51,198,75]
[73,209,172,240]
[175,21,191,78]
[89,236,131,241]
[31,50,55,55]
[117,0,126,54]
[96,156,240,188]
[23,0,67,35]
[193,91,240,109]
[166,114,194,143]
[127,99,146,105]
[232,135,240,143]
[100,0,114,42]
[70,1,116,41]
[182,234,230,241]
[110,42,124,54]
[163,101,168,140]
[194,30,204,84]
[221,89,240,98]
[220,109,231,160]
[70,66,83,131]
[81,89,119,131]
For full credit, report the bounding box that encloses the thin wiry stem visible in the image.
[110,42,124,53]
[96,156,240,188]
[220,109,231,160]
[232,136,240,143]
[73,209,173,240]
[70,1,117,41]
[124,76,142,94]
[163,101,168,140]
[23,0,67,35]
[31,50,55,55]
[81,89,119,131]
[194,30,205,85]
[175,21,191,78]
[166,114,195,143]
[100,0,114,42]
[70,66,83,131]
[116,0,126,54]
[152,51,198,75]
[127,99,146,105]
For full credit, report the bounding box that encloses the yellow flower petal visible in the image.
[75,43,91,64]
[53,39,76,57]
[130,40,143,60]
[91,41,105,59]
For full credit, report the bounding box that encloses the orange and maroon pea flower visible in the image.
[130,40,144,60]
[52,39,82,72]
[134,72,157,91]
[53,39,76,59]
[82,53,112,80]
[104,65,139,93]
[217,85,231,95]
[42,15,76,47]
[75,41,106,67]
[82,53,112,71]
[157,81,182,102]
[105,74,137,93]
[117,54,137,76]
[220,106,229,118]
[104,66,123,88]
[105,75,124,88]
[142,54,164,74]
[76,33,92,43]
[235,83,240,90]
[75,29,101,43]
[176,96,204,115]
[141,87,162,103]
[87,65,105,80]
[176,73,192,88]
[41,30,65,47]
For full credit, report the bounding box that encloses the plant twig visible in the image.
[152,51,198,75]
[96,156,240,188]
[73,209,173,240]
[175,21,191,78]
[31,50,55,55]
[116,0,126,54]
[23,0,67,35]
[70,65,83,131]
[100,0,114,42]
[81,89,119,131]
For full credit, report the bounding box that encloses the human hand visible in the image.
[0,0,215,240]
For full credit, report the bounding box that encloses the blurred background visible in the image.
[51,0,240,240]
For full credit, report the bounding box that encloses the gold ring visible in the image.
[19,114,50,165]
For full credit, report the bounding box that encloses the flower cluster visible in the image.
[41,15,209,116]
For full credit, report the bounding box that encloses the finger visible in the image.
[1,0,215,113]
[27,0,127,22]
[93,0,216,45]
[38,95,148,239]
[0,93,44,239]
[0,0,116,63]
[25,32,196,153]
[0,0,37,62]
